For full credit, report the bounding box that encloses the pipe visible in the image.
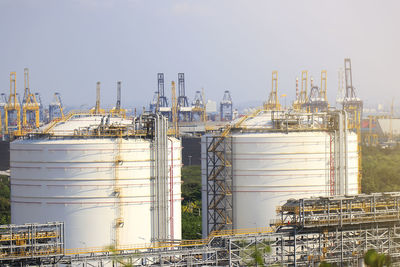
[344,111,349,195]
[169,137,174,240]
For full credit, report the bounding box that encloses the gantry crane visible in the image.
[293,71,308,111]
[220,90,233,121]
[90,82,105,114]
[0,93,7,132]
[150,74,168,113]
[191,89,206,121]
[35,92,44,122]
[305,70,329,113]
[22,68,40,129]
[49,93,64,121]
[110,81,126,117]
[177,73,191,121]
[299,70,308,109]
[264,71,281,110]
[4,72,21,134]
[157,73,171,119]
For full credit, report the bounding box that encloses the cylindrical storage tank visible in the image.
[231,131,358,229]
[202,111,359,237]
[11,116,182,249]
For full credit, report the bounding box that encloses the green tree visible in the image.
[181,165,202,239]
[0,175,10,224]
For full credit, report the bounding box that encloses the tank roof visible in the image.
[43,114,132,136]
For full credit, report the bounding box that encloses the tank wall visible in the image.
[347,133,359,195]
[11,138,181,249]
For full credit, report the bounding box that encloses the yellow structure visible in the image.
[264,71,281,110]
[22,68,40,129]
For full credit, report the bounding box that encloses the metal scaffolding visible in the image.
[0,222,64,266]
[4,193,400,266]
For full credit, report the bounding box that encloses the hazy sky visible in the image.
[0,0,399,110]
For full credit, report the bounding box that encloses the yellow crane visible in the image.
[4,72,21,135]
[264,71,281,110]
[22,68,40,129]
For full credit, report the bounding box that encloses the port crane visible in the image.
[191,89,206,122]
[177,73,191,121]
[4,72,21,134]
[220,90,233,121]
[110,81,126,117]
[49,93,64,121]
[22,68,40,129]
[293,71,308,111]
[90,82,105,114]
[264,71,281,110]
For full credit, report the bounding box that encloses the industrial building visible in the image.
[10,112,182,249]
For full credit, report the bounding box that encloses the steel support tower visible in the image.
[205,135,233,234]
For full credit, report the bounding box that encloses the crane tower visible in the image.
[220,90,233,121]
[177,73,191,121]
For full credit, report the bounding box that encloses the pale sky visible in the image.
[0,0,399,110]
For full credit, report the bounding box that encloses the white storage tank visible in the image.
[202,110,359,237]
[11,114,182,249]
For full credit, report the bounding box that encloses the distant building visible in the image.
[206,100,217,113]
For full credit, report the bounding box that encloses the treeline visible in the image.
[362,145,400,194]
